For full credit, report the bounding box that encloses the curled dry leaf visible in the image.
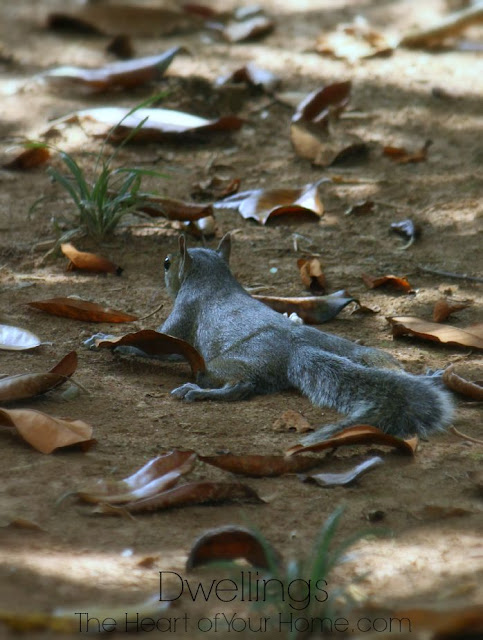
[3,145,50,170]
[297,257,327,294]
[94,481,263,514]
[316,17,395,61]
[139,195,213,221]
[443,365,483,400]
[95,330,206,375]
[272,409,313,433]
[390,219,421,249]
[361,273,413,293]
[187,525,281,570]
[223,15,274,43]
[345,200,374,216]
[387,316,483,350]
[0,324,42,351]
[383,140,432,164]
[216,181,324,225]
[286,425,418,457]
[43,49,180,93]
[254,290,355,324]
[28,298,137,323]
[61,243,122,275]
[47,5,202,37]
[62,107,243,143]
[300,456,383,487]
[191,176,240,201]
[217,63,280,93]
[432,299,471,323]
[0,351,77,403]
[199,453,323,477]
[292,82,352,127]
[0,408,93,454]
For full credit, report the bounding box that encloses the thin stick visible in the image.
[450,426,483,446]
[417,265,483,283]
[137,302,164,322]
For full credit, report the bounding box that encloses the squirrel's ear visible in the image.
[216,233,231,263]
[178,234,192,274]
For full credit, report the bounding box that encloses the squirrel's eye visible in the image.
[164,257,171,271]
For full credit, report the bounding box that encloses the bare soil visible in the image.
[0,1,482,638]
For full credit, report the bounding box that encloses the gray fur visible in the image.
[160,235,453,442]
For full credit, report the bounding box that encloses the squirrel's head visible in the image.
[164,233,232,298]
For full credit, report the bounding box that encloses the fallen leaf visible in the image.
[217,63,280,92]
[47,5,202,37]
[345,200,374,216]
[433,299,471,322]
[361,273,413,293]
[300,456,383,487]
[180,215,217,239]
[0,351,77,403]
[28,298,137,323]
[191,176,241,201]
[417,504,473,519]
[199,453,323,477]
[297,257,327,294]
[95,330,206,375]
[393,606,483,636]
[272,409,313,433]
[443,365,483,400]
[383,140,432,164]
[62,107,243,143]
[0,325,42,351]
[138,196,213,221]
[3,144,50,170]
[0,518,45,532]
[61,243,123,275]
[43,49,180,93]
[387,316,483,350]
[94,481,262,514]
[286,425,418,457]
[390,218,421,249]
[316,17,395,61]
[223,15,274,43]
[0,408,94,454]
[187,525,281,570]
[216,181,324,225]
[292,82,352,127]
[254,290,355,324]
[106,34,134,59]
[291,123,367,167]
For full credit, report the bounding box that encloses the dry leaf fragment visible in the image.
[96,330,206,375]
[300,456,383,487]
[254,291,355,324]
[199,453,323,477]
[291,123,367,167]
[3,145,50,170]
[43,49,180,93]
[272,409,313,433]
[192,176,241,201]
[0,351,77,403]
[316,17,395,61]
[0,518,45,532]
[292,82,352,127]
[383,140,432,164]
[217,63,280,92]
[362,273,413,293]
[433,299,471,322]
[223,15,274,43]
[61,243,123,275]
[297,257,327,294]
[106,35,134,60]
[138,195,213,221]
[443,365,483,400]
[393,605,483,636]
[28,298,137,323]
[387,316,483,350]
[0,325,42,351]
[216,181,324,225]
[187,525,281,570]
[0,408,93,454]
[345,200,374,216]
[286,425,418,457]
[416,504,472,519]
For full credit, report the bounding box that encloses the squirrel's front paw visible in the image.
[171,383,202,401]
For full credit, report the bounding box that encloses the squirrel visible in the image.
[159,234,453,444]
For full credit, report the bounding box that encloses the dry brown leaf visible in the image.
[0,518,45,532]
[362,273,413,293]
[316,17,395,61]
[106,35,134,60]
[179,215,217,239]
[286,425,418,457]
[272,409,313,433]
[0,325,42,351]
[291,123,367,167]
[297,257,327,294]
[393,605,483,636]
[217,63,280,92]
[433,299,471,322]
[416,504,472,519]
[138,196,213,221]
[300,456,383,487]
[0,408,93,454]
[223,15,274,43]
[199,453,323,477]
[0,351,77,403]
[191,176,240,201]
[43,49,180,93]
[61,243,122,275]
[95,330,205,375]
[387,316,483,350]
[383,140,432,164]
[187,526,281,570]
[28,298,137,323]
[345,200,375,216]
[292,82,352,126]
[3,145,50,170]
[254,291,355,324]
[443,365,483,400]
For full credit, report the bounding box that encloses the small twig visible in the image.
[137,302,164,322]
[450,426,483,445]
[418,265,483,283]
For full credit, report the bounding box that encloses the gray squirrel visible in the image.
[159,234,453,444]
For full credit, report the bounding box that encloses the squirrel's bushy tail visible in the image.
[287,347,453,443]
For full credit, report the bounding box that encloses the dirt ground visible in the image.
[0,1,482,638]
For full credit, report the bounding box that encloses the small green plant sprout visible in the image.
[186,506,375,639]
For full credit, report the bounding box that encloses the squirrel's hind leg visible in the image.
[171,381,255,402]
